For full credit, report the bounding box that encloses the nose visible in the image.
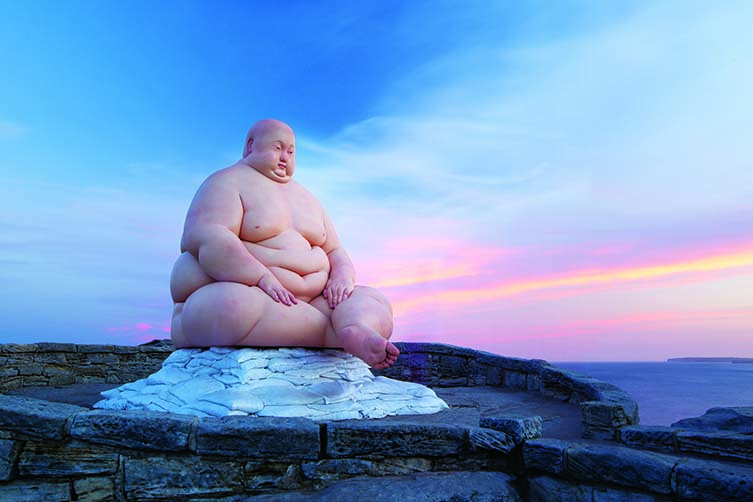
[280,150,289,162]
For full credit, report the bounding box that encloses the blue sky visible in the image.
[1,1,752,360]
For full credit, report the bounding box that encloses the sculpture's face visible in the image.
[246,123,296,183]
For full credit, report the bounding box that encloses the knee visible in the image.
[354,285,392,313]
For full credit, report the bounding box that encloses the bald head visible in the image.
[243,119,294,157]
[242,119,296,182]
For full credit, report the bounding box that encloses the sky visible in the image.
[1,0,751,361]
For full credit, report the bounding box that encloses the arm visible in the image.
[321,209,356,308]
[181,172,297,305]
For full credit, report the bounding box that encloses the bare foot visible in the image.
[338,324,400,369]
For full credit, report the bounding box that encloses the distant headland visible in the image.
[667,357,753,363]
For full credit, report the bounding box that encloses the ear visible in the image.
[245,138,254,156]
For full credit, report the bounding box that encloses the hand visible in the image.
[323,275,354,309]
[258,273,298,306]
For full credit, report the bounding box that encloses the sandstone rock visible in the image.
[468,427,516,454]
[73,478,114,502]
[677,430,753,462]
[567,444,676,494]
[196,416,319,459]
[124,456,242,499]
[480,415,542,443]
[675,457,753,502]
[0,481,71,502]
[94,347,448,420]
[523,439,573,475]
[71,409,195,451]
[620,425,677,452]
[0,395,85,440]
[327,422,466,458]
[672,407,753,434]
[18,440,118,477]
[0,439,17,480]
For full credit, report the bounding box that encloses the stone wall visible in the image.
[376,342,640,440]
[0,341,173,393]
[2,341,751,501]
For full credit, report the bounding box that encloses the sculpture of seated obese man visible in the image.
[169,119,400,369]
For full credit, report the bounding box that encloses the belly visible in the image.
[171,235,330,303]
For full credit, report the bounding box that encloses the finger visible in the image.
[322,289,328,299]
[289,293,298,305]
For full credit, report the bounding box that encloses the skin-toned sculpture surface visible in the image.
[169,119,400,369]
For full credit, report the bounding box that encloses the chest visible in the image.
[240,184,326,246]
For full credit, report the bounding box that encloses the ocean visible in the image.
[554,361,753,426]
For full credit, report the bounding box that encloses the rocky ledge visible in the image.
[94,347,448,420]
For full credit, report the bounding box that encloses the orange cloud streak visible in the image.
[393,247,753,317]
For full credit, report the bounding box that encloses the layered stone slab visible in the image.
[93,347,448,420]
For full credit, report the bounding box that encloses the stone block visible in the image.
[0,344,38,353]
[581,401,630,433]
[504,371,528,390]
[42,365,69,376]
[599,390,640,424]
[76,344,115,353]
[71,410,195,451]
[677,430,753,461]
[539,367,578,400]
[22,376,49,386]
[18,440,118,477]
[0,368,18,377]
[523,439,572,475]
[0,376,22,393]
[243,461,291,490]
[0,439,19,480]
[371,457,434,476]
[466,362,489,386]
[124,456,242,499]
[497,356,547,373]
[112,345,140,354]
[675,457,753,502]
[673,406,753,434]
[0,481,71,501]
[196,416,319,459]
[73,478,114,502]
[468,427,516,454]
[37,342,77,352]
[77,365,107,376]
[620,425,677,452]
[0,395,85,440]
[48,374,77,386]
[87,353,119,364]
[34,352,67,364]
[327,422,466,458]
[75,376,106,384]
[438,376,468,386]
[527,373,541,391]
[300,458,376,480]
[18,365,44,376]
[528,475,593,502]
[480,415,542,443]
[567,444,676,494]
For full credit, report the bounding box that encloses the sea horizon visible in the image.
[554,360,753,426]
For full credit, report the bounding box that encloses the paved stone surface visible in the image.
[9,383,586,440]
[242,471,524,501]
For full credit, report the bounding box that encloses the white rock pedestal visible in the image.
[94,347,448,420]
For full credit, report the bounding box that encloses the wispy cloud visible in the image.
[0,120,28,140]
